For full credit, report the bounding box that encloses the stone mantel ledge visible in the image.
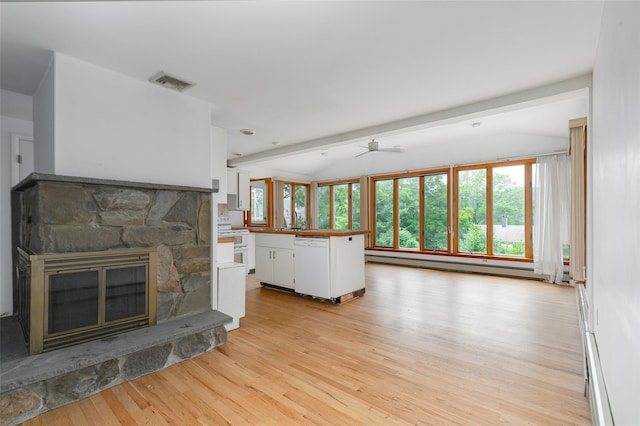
[11,173,217,194]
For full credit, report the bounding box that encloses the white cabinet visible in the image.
[293,235,365,300]
[254,234,295,289]
[248,232,256,272]
[217,241,234,264]
[227,168,250,210]
[329,234,365,297]
[217,263,246,331]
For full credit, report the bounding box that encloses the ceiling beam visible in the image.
[228,73,592,167]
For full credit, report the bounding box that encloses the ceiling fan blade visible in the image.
[354,150,371,158]
[378,147,404,153]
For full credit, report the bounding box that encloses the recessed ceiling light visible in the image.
[272,141,281,146]
[471,122,482,128]
[231,152,242,156]
[240,129,255,136]
[320,152,328,156]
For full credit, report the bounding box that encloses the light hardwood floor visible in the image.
[24,264,591,425]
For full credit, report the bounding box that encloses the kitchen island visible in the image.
[251,229,367,303]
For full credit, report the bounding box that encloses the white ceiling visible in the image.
[0,1,603,178]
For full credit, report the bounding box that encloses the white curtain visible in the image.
[569,120,587,282]
[533,154,571,283]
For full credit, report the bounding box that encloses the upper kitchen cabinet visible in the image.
[227,167,250,210]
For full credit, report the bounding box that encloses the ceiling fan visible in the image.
[355,139,404,158]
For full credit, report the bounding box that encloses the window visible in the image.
[372,171,450,251]
[369,160,534,260]
[248,178,273,227]
[334,184,349,230]
[317,186,330,229]
[492,165,526,256]
[316,180,361,230]
[351,183,360,230]
[251,185,265,224]
[282,182,309,229]
[423,173,449,251]
[456,168,487,254]
[398,177,420,249]
[374,179,394,248]
[454,161,533,257]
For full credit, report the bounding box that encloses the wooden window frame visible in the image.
[317,178,360,230]
[247,178,274,228]
[280,181,310,229]
[369,160,535,261]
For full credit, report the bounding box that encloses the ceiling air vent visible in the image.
[149,71,195,92]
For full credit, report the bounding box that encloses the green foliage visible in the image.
[460,224,487,253]
[494,240,525,256]
[317,186,330,229]
[294,185,307,228]
[375,180,394,247]
[399,228,419,249]
[334,184,349,230]
[352,183,361,230]
[424,174,448,250]
[399,177,419,249]
[492,171,525,225]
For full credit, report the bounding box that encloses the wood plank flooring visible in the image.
[23,264,591,425]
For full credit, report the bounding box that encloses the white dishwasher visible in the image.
[294,237,330,299]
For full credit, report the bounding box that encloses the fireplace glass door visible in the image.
[20,247,157,354]
[44,263,149,341]
[48,270,100,334]
[105,266,147,322]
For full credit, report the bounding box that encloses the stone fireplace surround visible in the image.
[12,173,216,323]
[1,173,231,425]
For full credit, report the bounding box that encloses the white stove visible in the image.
[217,216,249,273]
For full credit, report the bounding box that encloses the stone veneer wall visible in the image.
[14,176,213,321]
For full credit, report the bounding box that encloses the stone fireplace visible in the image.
[12,173,214,353]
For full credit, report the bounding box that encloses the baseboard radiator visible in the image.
[576,284,614,425]
[365,254,550,281]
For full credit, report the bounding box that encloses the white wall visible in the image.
[3,53,218,316]
[0,115,34,316]
[47,53,212,188]
[33,55,55,175]
[211,125,228,199]
[1,89,33,122]
[591,1,640,424]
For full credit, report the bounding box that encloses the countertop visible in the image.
[248,228,368,237]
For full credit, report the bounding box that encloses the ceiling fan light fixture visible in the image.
[354,138,403,158]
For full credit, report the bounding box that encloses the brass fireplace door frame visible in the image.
[22,247,157,354]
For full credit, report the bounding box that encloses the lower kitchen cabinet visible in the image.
[254,234,295,290]
[217,262,245,330]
